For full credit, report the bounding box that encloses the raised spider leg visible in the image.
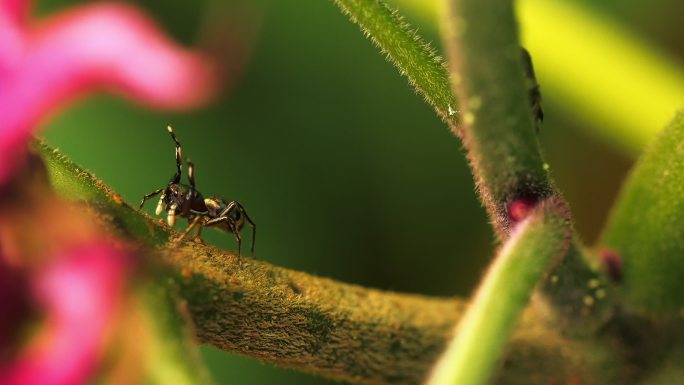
[167,125,183,184]
[139,188,163,209]
[188,160,197,189]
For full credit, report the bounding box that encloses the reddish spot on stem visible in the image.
[598,248,623,282]
[507,197,537,223]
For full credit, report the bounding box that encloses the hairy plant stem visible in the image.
[38,142,616,385]
[438,0,616,339]
[441,0,551,237]
[163,243,616,385]
[333,0,461,134]
[426,197,572,385]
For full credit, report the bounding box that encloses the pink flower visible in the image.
[0,1,222,382]
[0,242,131,385]
[0,0,217,185]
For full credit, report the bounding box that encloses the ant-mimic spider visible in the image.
[140,126,256,256]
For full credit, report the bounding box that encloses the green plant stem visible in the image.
[441,0,552,237]
[333,0,461,134]
[390,0,684,155]
[37,142,615,385]
[437,0,617,337]
[426,197,572,385]
[139,279,214,385]
[165,243,616,385]
[335,0,551,237]
[167,243,464,385]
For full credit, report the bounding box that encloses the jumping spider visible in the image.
[140,126,256,256]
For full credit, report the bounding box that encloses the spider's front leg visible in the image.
[170,216,203,245]
[140,188,163,209]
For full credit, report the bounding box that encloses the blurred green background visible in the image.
[37,0,683,383]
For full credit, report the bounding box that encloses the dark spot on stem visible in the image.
[232,291,244,301]
[390,338,402,353]
[305,309,333,353]
[598,248,623,282]
[287,281,302,295]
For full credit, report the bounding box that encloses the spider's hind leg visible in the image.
[205,214,243,256]
[237,203,256,257]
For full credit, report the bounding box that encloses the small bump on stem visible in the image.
[507,197,538,223]
[598,248,623,283]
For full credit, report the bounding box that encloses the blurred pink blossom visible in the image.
[0,242,131,385]
[0,0,217,185]
[0,0,219,382]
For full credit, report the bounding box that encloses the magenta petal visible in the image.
[0,242,130,385]
[1,0,29,24]
[0,2,216,186]
[23,3,216,111]
[1,3,216,131]
[0,9,28,184]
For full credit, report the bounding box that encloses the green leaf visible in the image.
[426,197,571,385]
[600,110,684,314]
[333,0,460,131]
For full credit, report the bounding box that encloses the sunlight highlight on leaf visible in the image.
[389,0,684,154]
[518,0,684,154]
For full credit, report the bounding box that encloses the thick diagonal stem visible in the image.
[162,244,612,385]
[39,141,613,385]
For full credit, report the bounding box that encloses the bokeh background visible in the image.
[37,0,684,383]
